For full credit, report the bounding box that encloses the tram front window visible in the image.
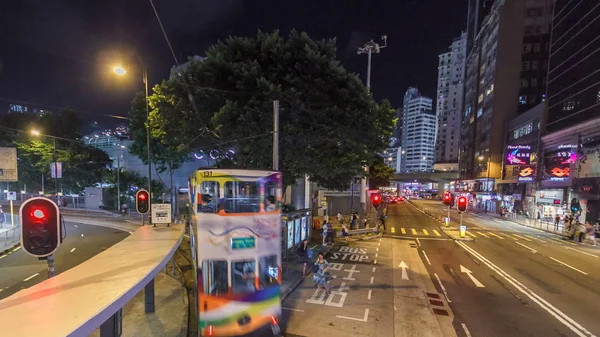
[202,260,228,296]
[259,255,279,288]
[232,260,256,294]
[224,181,261,213]
[198,181,220,213]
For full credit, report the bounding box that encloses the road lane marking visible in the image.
[372,267,376,273]
[373,260,377,265]
[70,248,76,253]
[391,227,396,233]
[401,228,407,234]
[422,229,430,236]
[422,251,431,265]
[411,228,417,235]
[456,241,594,337]
[416,238,421,247]
[336,308,369,322]
[515,242,537,253]
[432,229,441,237]
[466,231,477,238]
[376,247,379,252]
[525,234,547,243]
[460,265,485,287]
[375,253,378,258]
[13,247,21,252]
[282,307,304,312]
[477,231,490,238]
[488,232,503,239]
[399,261,410,280]
[367,290,372,299]
[0,255,7,260]
[564,246,599,258]
[434,273,451,303]
[462,323,473,337]
[513,234,532,242]
[548,257,588,275]
[370,276,374,284]
[184,234,190,238]
[23,273,39,282]
[73,225,78,228]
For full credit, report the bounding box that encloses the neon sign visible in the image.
[505,145,532,165]
[517,166,535,182]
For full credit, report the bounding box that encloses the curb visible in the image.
[281,244,336,301]
[0,243,20,257]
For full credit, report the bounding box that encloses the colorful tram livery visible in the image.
[189,169,283,337]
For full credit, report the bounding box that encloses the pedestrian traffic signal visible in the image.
[443,193,453,206]
[20,197,61,258]
[371,193,382,208]
[457,196,468,212]
[136,189,150,214]
[570,198,580,213]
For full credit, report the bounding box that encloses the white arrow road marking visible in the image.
[399,261,409,280]
[460,265,485,288]
[515,241,537,253]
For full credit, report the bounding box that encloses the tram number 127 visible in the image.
[202,171,213,177]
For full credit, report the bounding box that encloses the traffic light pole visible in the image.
[47,254,56,278]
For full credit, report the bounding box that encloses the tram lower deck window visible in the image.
[259,255,279,288]
[232,260,256,294]
[202,260,228,295]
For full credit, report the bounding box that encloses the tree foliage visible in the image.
[0,109,110,194]
[130,30,395,190]
[368,157,395,190]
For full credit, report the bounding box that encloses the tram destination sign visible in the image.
[231,237,256,250]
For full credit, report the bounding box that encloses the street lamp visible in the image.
[113,63,152,223]
[357,35,388,215]
[31,129,58,197]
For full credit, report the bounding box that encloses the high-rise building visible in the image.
[435,32,467,164]
[545,1,600,133]
[466,0,495,55]
[459,0,553,185]
[383,147,401,173]
[400,88,435,173]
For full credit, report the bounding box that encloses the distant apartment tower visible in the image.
[383,147,401,173]
[400,88,435,172]
[435,32,467,164]
[459,0,553,181]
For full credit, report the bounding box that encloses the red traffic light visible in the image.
[32,208,46,219]
[373,195,380,201]
[444,194,450,200]
[136,189,150,214]
[139,193,147,200]
[457,196,468,212]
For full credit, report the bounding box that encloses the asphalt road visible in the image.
[0,221,129,300]
[396,201,600,337]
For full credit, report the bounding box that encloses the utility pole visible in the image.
[273,100,280,171]
[357,35,388,215]
[117,156,121,212]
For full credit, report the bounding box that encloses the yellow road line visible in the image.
[512,234,532,242]
[466,231,477,238]
[487,232,504,239]
[422,229,430,236]
[433,230,441,237]
[391,227,396,233]
[477,232,490,238]
[401,228,407,234]
[411,228,417,235]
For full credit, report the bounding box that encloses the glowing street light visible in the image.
[31,130,40,136]
[113,66,127,76]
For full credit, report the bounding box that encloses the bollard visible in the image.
[459,225,466,238]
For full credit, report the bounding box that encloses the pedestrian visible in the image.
[337,212,343,224]
[555,214,560,231]
[326,220,334,244]
[0,205,4,226]
[341,221,350,242]
[584,222,596,246]
[322,221,328,246]
[296,240,309,276]
[312,253,332,295]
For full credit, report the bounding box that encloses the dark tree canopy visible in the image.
[131,30,395,189]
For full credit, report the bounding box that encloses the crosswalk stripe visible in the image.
[422,229,430,236]
[401,228,407,234]
[466,231,477,238]
[502,233,514,239]
[525,234,547,243]
[487,232,504,239]
[512,234,532,242]
[477,231,490,238]
[411,228,417,235]
[391,227,396,233]
[433,230,441,237]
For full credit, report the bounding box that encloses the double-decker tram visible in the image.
[189,169,283,336]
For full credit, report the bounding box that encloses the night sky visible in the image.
[0,0,466,129]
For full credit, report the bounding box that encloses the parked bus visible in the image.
[189,169,283,336]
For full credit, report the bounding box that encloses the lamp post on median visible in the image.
[114,65,152,224]
[357,35,388,215]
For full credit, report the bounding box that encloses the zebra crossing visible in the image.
[388,226,547,241]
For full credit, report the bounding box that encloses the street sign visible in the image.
[151,203,172,224]
[7,191,16,201]
[0,147,18,182]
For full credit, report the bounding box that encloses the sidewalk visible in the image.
[466,208,570,237]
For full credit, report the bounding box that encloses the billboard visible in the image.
[0,147,18,182]
[505,145,532,165]
[545,148,576,182]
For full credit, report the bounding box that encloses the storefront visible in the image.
[535,189,566,221]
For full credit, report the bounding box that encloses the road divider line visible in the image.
[433,229,441,237]
[416,238,421,247]
[461,323,473,337]
[476,231,490,238]
[282,307,304,312]
[367,290,372,299]
[0,255,7,260]
[411,228,417,235]
[372,267,376,273]
[401,228,407,234]
[23,273,39,282]
[373,260,377,265]
[548,257,588,275]
[336,308,369,322]
[488,232,503,239]
[456,241,594,337]
[370,276,374,284]
[422,229,430,236]
[525,234,547,243]
[391,227,396,233]
[433,273,451,303]
[70,248,76,253]
[564,246,599,258]
[376,247,379,252]
[375,253,378,258]
[513,234,532,242]
[73,225,78,228]
[422,250,432,265]
[515,241,537,253]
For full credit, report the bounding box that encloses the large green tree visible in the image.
[131,30,395,190]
